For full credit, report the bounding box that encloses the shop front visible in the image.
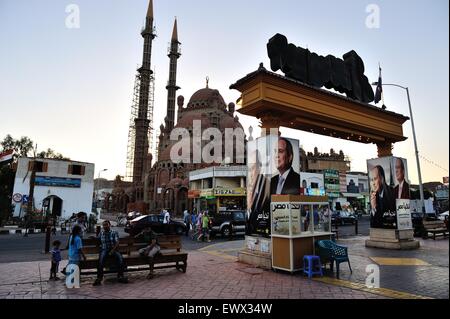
[189,188,247,213]
[215,188,247,211]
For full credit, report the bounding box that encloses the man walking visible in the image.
[183,210,190,237]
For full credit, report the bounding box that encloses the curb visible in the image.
[0,228,66,235]
[313,277,433,299]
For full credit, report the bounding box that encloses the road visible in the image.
[0,228,242,264]
[0,216,370,264]
[335,215,371,238]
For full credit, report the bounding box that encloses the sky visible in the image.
[0,0,448,183]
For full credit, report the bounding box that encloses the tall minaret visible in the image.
[133,0,156,183]
[165,18,181,131]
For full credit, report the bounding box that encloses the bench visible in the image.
[80,235,188,279]
[422,221,449,240]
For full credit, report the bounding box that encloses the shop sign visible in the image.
[35,176,81,188]
[213,188,247,196]
[188,190,201,199]
[200,189,214,198]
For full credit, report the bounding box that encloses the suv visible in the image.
[210,211,246,237]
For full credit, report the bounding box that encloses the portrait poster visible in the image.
[246,136,276,236]
[392,157,412,230]
[269,137,300,196]
[247,135,300,236]
[367,157,397,229]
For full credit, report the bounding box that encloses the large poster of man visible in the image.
[270,137,300,195]
[392,157,410,199]
[247,135,300,236]
[367,156,412,229]
[392,157,413,230]
[367,157,396,229]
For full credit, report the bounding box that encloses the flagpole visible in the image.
[379,63,385,107]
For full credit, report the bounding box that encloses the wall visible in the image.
[307,159,350,172]
[300,172,324,188]
[215,177,241,189]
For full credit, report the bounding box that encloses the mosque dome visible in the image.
[187,87,227,109]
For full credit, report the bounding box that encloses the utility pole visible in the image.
[27,160,36,215]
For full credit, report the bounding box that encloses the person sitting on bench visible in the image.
[135,227,161,258]
[93,220,128,286]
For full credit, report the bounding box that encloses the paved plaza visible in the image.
[0,232,447,299]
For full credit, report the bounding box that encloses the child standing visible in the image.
[50,240,62,280]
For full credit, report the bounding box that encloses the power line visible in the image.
[419,154,449,173]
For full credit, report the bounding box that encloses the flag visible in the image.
[0,149,14,163]
[374,66,383,104]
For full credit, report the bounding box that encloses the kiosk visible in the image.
[271,195,333,273]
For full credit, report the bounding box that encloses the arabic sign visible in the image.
[396,199,413,230]
[35,176,81,188]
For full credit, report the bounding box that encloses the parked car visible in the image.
[124,214,187,237]
[438,211,448,221]
[331,211,356,226]
[127,211,142,220]
[209,210,246,237]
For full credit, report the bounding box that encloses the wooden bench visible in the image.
[422,220,449,240]
[80,235,188,279]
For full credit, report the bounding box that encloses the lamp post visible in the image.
[96,169,108,210]
[372,82,425,213]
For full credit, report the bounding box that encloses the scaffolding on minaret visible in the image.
[125,70,155,182]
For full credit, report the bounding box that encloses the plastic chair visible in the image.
[303,255,323,278]
[316,240,352,279]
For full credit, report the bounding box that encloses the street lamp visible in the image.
[372,82,425,213]
[96,169,108,209]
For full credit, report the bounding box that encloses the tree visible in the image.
[1,135,34,158]
[0,164,15,225]
[37,148,69,160]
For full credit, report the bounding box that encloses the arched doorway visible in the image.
[43,196,63,218]
[178,188,188,215]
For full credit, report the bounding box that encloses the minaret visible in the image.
[165,18,181,131]
[133,0,156,183]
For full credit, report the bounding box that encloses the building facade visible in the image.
[189,166,247,214]
[12,158,94,220]
[122,1,246,216]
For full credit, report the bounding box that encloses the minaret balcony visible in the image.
[141,26,157,38]
[167,43,182,56]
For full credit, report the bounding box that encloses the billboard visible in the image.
[367,156,412,230]
[247,135,300,236]
[324,169,340,198]
[346,174,360,193]
[300,172,325,196]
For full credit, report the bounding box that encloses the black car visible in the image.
[209,211,246,237]
[125,214,187,237]
[332,211,356,226]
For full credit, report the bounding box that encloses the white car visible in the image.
[438,211,449,221]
